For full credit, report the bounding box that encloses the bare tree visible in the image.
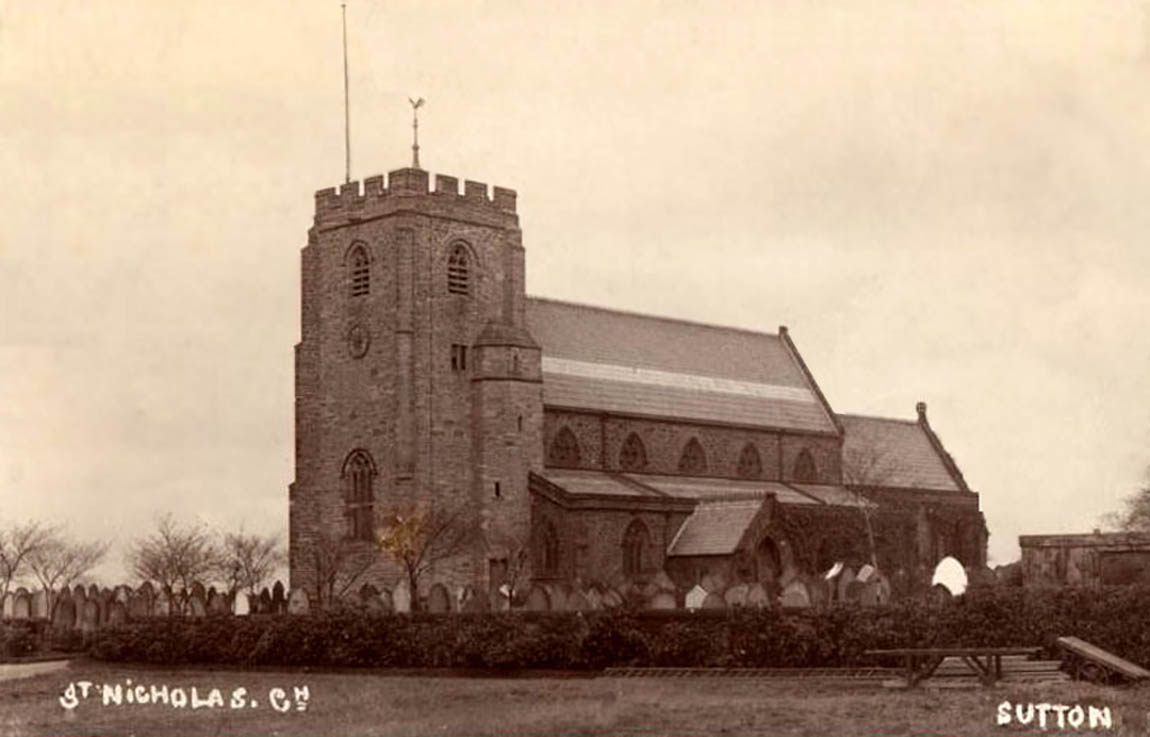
[309,531,375,609]
[26,534,109,615]
[1102,467,1150,531]
[484,526,532,609]
[379,500,479,612]
[126,515,221,609]
[217,529,285,596]
[0,520,55,599]
[842,442,907,570]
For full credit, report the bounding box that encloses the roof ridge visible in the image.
[838,412,919,426]
[526,295,783,341]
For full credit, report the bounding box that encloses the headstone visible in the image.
[650,570,676,592]
[31,589,48,619]
[12,589,31,619]
[72,585,87,604]
[724,584,749,607]
[53,592,76,630]
[359,583,379,604]
[685,584,708,610]
[700,571,727,593]
[113,585,131,605]
[272,581,287,613]
[378,588,394,613]
[79,600,99,633]
[287,588,310,615]
[601,589,623,609]
[932,557,968,596]
[190,581,206,602]
[745,583,770,608]
[1,593,12,619]
[87,583,100,601]
[584,587,603,611]
[460,590,487,613]
[565,590,592,612]
[844,580,864,603]
[427,584,452,613]
[544,584,566,612]
[524,585,551,612]
[701,592,725,609]
[836,567,856,603]
[137,581,155,598]
[856,564,876,584]
[154,590,172,617]
[187,594,206,617]
[258,588,272,614]
[107,600,127,625]
[859,581,880,607]
[128,591,151,619]
[207,589,228,615]
[233,592,251,616]
[647,590,677,610]
[781,581,811,609]
[393,581,412,614]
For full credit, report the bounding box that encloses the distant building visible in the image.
[1020,531,1150,586]
[288,164,987,606]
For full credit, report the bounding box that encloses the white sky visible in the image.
[2,0,1149,580]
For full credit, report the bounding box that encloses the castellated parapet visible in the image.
[313,167,518,231]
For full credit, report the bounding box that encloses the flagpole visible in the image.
[342,2,351,184]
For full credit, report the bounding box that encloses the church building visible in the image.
[288,164,987,608]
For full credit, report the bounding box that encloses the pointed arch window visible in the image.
[547,427,582,468]
[737,443,762,479]
[619,433,647,472]
[538,520,560,576]
[678,437,707,475]
[349,244,370,297]
[447,244,471,295]
[793,448,818,483]
[622,519,650,577]
[342,450,376,541]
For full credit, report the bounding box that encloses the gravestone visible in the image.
[427,583,452,613]
[53,593,76,630]
[700,571,727,594]
[107,600,127,625]
[544,584,566,612]
[685,584,708,610]
[844,580,864,603]
[745,583,770,608]
[207,589,228,615]
[378,588,394,613]
[87,583,100,601]
[258,588,272,614]
[583,587,603,611]
[190,581,206,602]
[856,564,876,584]
[1,593,12,619]
[272,581,287,613]
[724,584,749,607]
[700,592,725,609]
[359,583,379,605]
[566,590,591,612]
[805,577,830,608]
[187,594,206,617]
[524,585,551,612]
[31,590,48,620]
[73,585,87,604]
[12,589,31,619]
[128,591,151,619]
[781,581,811,609]
[836,567,856,603]
[113,585,132,605]
[287,588,310,615]
[393,581,412,614]
[79,600,100,632]
[233,592,251,616]
[647,590,677,610]
[153,590,172,617]
[601,589,623,609]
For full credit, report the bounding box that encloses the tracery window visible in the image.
[678,437,708,475]
[793,448,818,483]
[736,443,762,479]
[342,450,376,541]
[447,244,471,295]
[349,244,370,297]
[619,433,647,471]
[622,519,650,577]
[547,427,582,467]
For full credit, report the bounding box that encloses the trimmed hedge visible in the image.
[89,586,1150,670]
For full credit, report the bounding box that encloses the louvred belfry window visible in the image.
[737,443,762,479]
[619,433,647,471]
[349,245,370,297]
[447,245,471,295]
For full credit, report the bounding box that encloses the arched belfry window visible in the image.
[349,244,370,297]
[793,448,818,483]
[619,433,647,472]
[622,519,650,577]
[342,450,376,541]
[547,427,582,468]
[538,520,560,576]
[678,438,707,475]
[737,443,762,479]
[447,244,471,295]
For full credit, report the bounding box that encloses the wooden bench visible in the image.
[1057,636,1150,684]
[866,647,1043,688]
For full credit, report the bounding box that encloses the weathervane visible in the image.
[409,97,425,169]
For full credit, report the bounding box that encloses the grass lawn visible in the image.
[2,660,1148,737]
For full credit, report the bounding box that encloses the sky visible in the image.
[2,0,1149,581]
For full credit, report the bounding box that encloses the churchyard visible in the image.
[2,660,1145,737]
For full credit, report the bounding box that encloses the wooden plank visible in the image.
[1057,637,1150,680]
[866,647,1041,658]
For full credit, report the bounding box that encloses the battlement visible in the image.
[314,168,517,224]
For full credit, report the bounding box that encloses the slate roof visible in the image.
[789,483,877,508]
[839,415,961,492]
[537,469,660,498]
[525,297,838,434]
[667,499,764,557]
[624,474,820,506]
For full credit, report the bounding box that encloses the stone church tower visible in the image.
[289,166,543,599]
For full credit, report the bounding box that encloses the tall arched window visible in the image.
[793,448,818,483]
[678,437,707,474]
[342,450,376,541]
[619,433,647,471]
[349,244,370,297]
[447,244,471,295]
[737,443,762,479]
[547,427,582,467]
[538,520,560,576]
[622,519,650,577]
